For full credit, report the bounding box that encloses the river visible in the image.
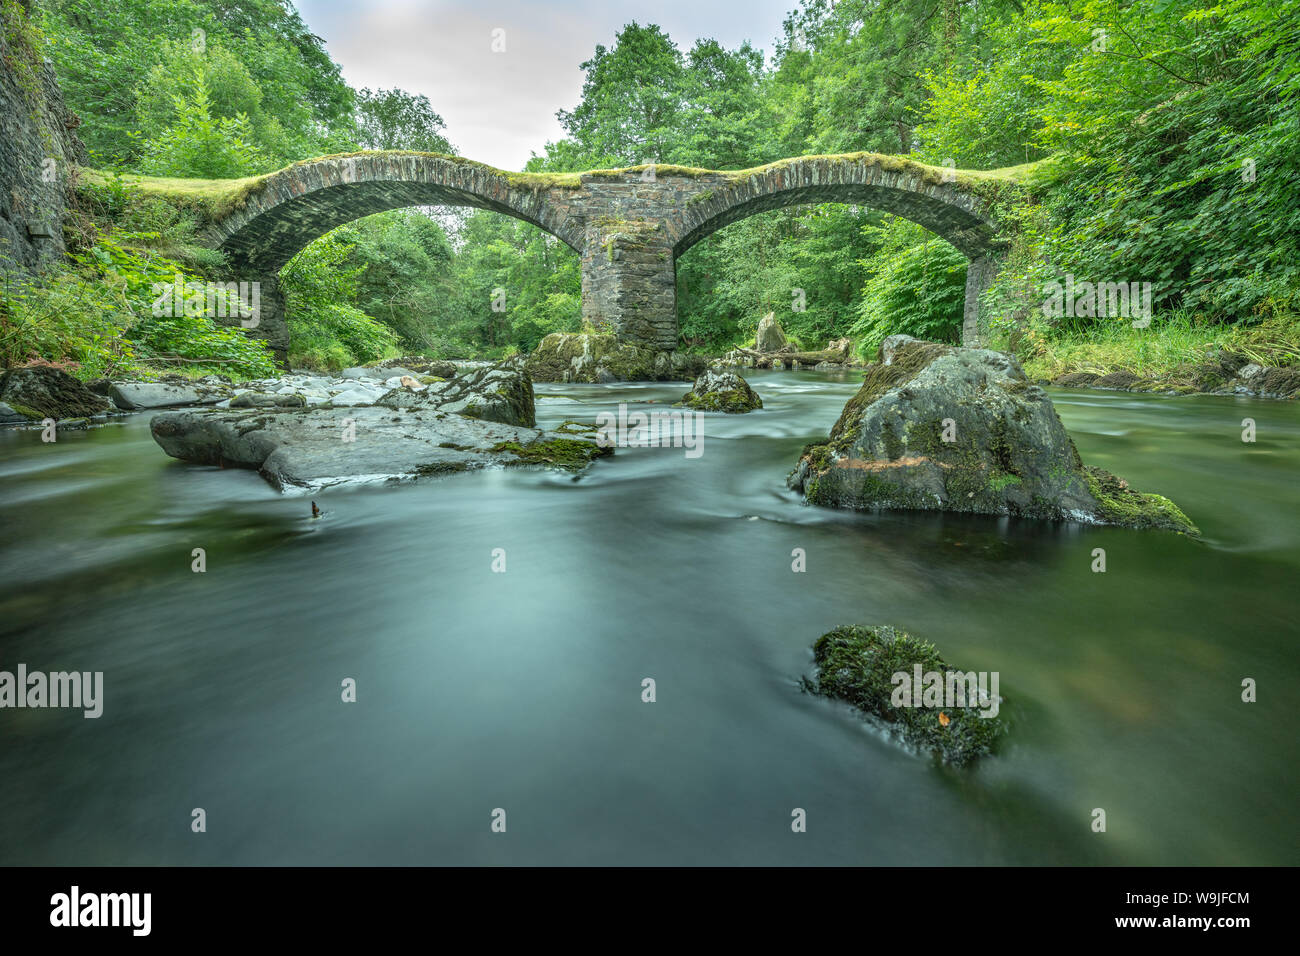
[0,370,1296,865]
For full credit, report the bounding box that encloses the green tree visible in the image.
[554,22,686,166]
[137,63,264,178]
[355,88,453,152]
[850,217,969,352]
[280,228,399,370]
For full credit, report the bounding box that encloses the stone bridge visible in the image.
[193,151,1020,362]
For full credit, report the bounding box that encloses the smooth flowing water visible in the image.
[1,370,1296,865]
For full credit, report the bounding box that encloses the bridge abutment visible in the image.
[580,220,678,352]
[211,274,289,368]
[961,254,1001,348]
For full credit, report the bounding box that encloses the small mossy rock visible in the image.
[788,339,1197,533]
[822,337,853,364]
[490,436,613,470]
[808,625,1006,767]
[1082,466,1198,532]
[0,367,110,420]
[0,402,31,424]
[677,369,763,413]
[755,313,788,352]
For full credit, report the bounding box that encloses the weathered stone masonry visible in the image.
[1,0,88,273]
[202,152,1011,362]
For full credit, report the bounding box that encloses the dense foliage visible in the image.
[5,0,1297,374]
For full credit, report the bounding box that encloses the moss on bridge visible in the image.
[78,167,274,220]
[76,150,1046,224]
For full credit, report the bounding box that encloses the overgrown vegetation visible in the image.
[4,0,1297,378]
[1,170,278,377]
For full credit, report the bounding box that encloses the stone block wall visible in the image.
[579,219,677,351]
[0,0,87,273]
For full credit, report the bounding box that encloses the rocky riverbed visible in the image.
[147,359,610,492]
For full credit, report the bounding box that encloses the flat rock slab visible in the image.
[150,358,605,492]
[150,405,607,492]
[109,382,227,410]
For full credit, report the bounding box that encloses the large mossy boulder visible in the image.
[0,366,111,421]
[808,625,1006,767]
[788,337,1197,533]
[676,369,763,413]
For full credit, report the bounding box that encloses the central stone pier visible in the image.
[580,218,678,351]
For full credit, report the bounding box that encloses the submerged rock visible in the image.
[755,313,788,352]
[807,624,1006,767]
[676,369,763,413]
[525,332,705,383]
[150,359,606,491]
[0,366,111,420]
[788,338,1197,533]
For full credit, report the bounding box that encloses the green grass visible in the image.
[78,168,272,221]
[1001,311,1300,383]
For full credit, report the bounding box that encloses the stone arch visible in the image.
[208,152,584,273]
[664,155,1008,346]
[669,155,1001,260]
[202,152,587,363]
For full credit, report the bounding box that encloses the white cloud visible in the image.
[294,0,793,169]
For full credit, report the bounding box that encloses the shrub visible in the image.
[849,217,968,355]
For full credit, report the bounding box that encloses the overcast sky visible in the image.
[294,0,796,170]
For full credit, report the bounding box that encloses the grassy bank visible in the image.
[993,312,1300,390]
